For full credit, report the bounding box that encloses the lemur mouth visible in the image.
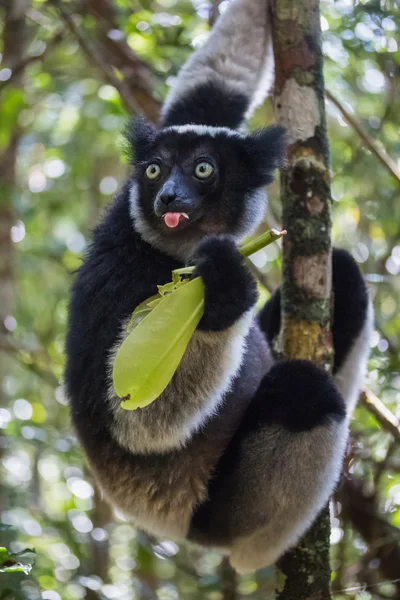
[162,212,190,229]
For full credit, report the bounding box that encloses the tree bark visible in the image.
[270,1,334,598]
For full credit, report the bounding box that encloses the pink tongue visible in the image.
[164,212,181,228]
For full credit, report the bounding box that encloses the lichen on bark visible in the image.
[270,0,335,597]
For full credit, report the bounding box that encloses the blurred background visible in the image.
[0,0,399,598]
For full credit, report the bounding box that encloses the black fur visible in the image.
[65,184,180,444]
[161,81,250,129]
[191,235,258,331]
[241,126,287,187]
[244,361,346,432]
[124,117,157,164]
[189,361,346,545]
[259,249,369,371]
[128,123,286,246]
[331,249,369,373]
[258,287,281,343]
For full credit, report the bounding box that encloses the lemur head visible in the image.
[126,118,286,261]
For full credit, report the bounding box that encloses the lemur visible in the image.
[65,0,373,572]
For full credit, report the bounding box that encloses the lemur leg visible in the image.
[190,250,373,572]
[259,248,373,410]
[190,360,348,572]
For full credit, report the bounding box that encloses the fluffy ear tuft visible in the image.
[123,117,157,164]
[244,125,287,186]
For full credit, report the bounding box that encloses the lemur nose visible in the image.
[160,191,177,205]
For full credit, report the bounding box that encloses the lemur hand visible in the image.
[190,235,258,331]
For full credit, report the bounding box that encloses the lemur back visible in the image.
[65,0,372,572]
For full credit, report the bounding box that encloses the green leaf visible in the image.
[0,548,35,575]
[113,229,286,410]
[113,277,204,409]
[0,88,24,152]
[0,562,33,575]
[0,549,9,564]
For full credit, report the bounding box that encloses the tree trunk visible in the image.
[270,0,334,598]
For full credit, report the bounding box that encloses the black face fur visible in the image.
[126,118,286,254]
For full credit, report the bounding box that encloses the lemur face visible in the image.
[126,118,286,259]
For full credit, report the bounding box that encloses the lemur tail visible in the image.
[160,0,273,130]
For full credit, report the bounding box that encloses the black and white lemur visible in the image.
[65,0,373,572]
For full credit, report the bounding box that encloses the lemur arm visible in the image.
[107,236,258,456]
[259,248,373,413]
[160,0,273,128]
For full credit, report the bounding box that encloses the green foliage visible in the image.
[0,0,399,598]
[114,230,284,409]
[114,276,205,409]
[0,547,36,575]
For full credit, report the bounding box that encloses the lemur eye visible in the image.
[146,164,161,181]
[194,161,214,180]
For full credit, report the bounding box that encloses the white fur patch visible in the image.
[106,310,254,455]
[165,124,243,138]
[334,298,374,416]
[184,310,253,437]
[230,419,349,572]
[161,0,273,124]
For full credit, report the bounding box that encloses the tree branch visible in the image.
[360,389,400,440]
[326,89,400,185]
[0,334,60,387]
[50,0,157,119]
[340,478,400,597]
[0,29,64,93]
[66,0,161,122]
[219,556,238,600]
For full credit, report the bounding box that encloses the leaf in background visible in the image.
[113,277,205,410]
[0,547,35,575]
[0,88,24,152]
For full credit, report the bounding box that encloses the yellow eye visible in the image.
[146,164,161,180]
[195,161,214,180]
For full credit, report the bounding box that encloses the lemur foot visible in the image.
[190,235,257,331]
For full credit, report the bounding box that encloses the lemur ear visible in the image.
[123,117,157,164]
[243,125,287,186]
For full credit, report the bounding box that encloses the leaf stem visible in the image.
[172,229,287,280]
[239,229,287,258]
[173,267,195,276]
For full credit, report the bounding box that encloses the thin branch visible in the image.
[360,389,400,440]
[219,556,238,600]
[0,334,60,387]
[340,478,400,596]
[84,0,161,122]
[208,0,222,26]
[374,438,398,492]
[0,29,64,93]
[326,89,400,185]
[50,1,146,118]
